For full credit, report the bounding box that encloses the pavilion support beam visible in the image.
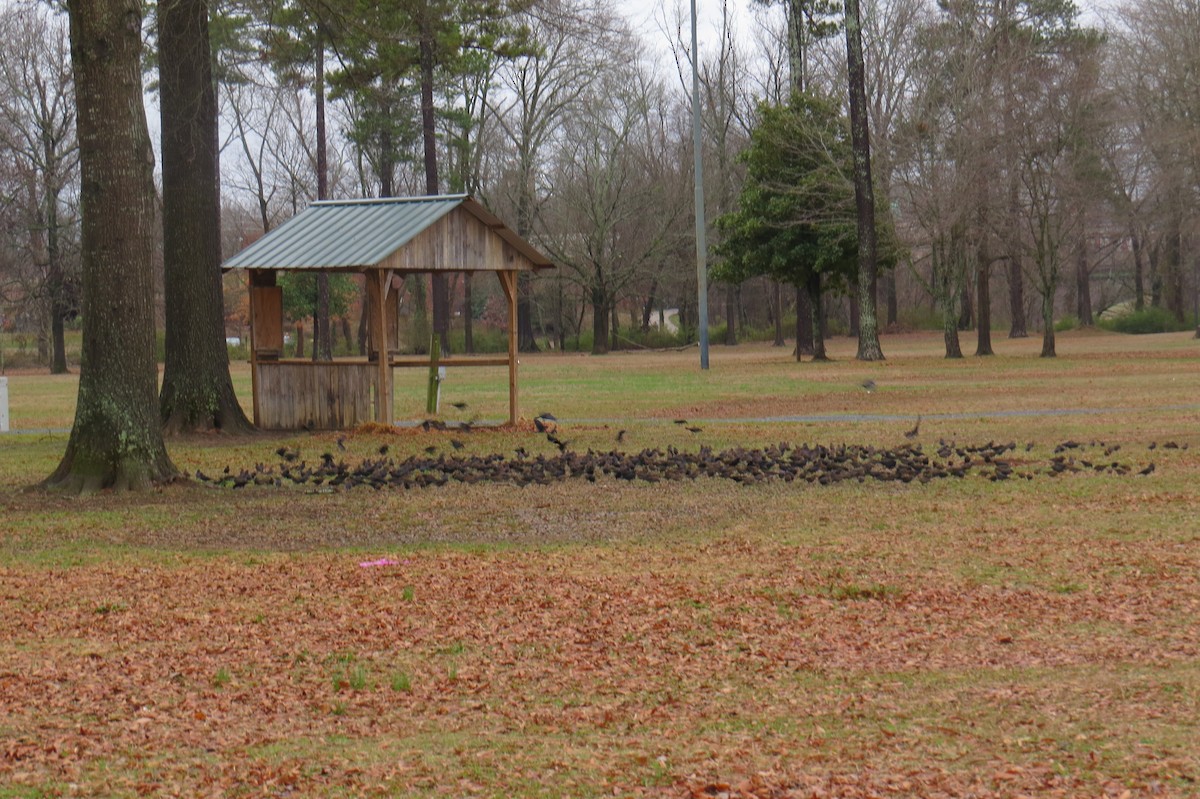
[499,270,519,425]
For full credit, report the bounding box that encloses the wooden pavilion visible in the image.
[222,195,553,430]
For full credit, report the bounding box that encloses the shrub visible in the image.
[897,307,944,331]
[1099,307,1188,335]
[1054,314,1078,332]
[446,328,507,354]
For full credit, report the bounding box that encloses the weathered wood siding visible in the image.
[255,362,378,430]
[380,207,538,272]
[251,286,283,353]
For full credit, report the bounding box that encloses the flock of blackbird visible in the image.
[195,412,1170,491]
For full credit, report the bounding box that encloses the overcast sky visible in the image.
[615,0,1117,62]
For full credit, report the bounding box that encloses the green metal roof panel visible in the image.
[224,195,467,270]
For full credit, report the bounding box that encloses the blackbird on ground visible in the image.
[904,416,921,439]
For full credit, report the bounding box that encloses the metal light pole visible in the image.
[690,0,710,369]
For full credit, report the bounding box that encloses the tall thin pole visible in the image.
[691,0,709,369]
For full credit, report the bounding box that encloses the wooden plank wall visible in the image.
[255,362,376,430]
[251,286,284,353]
[380,208,538,272]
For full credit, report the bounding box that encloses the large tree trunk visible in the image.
[975,238,994,356]
[938,262,962,357]
[1008,255,1027,338]
[641,277,658,332]
[514,183,539,351]
[884,269,898,328]
[1149,243,1162,308]
[314,32,332,361]
[795,284,813,355]
[463,272,474,354]
[1075,236,1093,326]
[1131,229,1145,311]
[724,283,738,345]
[844,0,883,362]
[958,283,973,330]
[937,245,962,359]
[807,273,828,361]
[1040,287,1056,358]
[47,0,177,492]
[157,0,251,435]
[420,31,450,355]
[773,280,785,346]
[591,288,609,355]
[1164,213,1185,323]
[44,184,68,374]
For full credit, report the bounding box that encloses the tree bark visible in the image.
[772,280,785,346]
[314,30,332,361]
[47,0,177,491]
[591,288,609,354]
[958,283,973,330]
[844,0,883,361]
[420,30,450,355]
[463,272,474,353]
[1165,212,1185,323]
[724,283,738,344]
[1008,255,1027,338]
[884,269,897,327]
[515,164,539,352]
[975,243,993,356]
[807,273,828,361]
[45,177,68,374]
[158,0,252,435]
[1131,229,1145,311]
[795,284,813,355]
[1149,243,1162,308]
[1040,289,1056,357]
[1075,236,1093,326]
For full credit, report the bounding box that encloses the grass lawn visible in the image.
[1,329,1198,797]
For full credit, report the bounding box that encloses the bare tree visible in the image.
[541,52,688,354]
[0,5,79,373]
[1012,32,1106,357]
[1115,0,1200,328]
[488,0,621,351]
[666,0,756,346]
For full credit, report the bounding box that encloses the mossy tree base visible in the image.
[46,0,178,494]
[160,379,253,437]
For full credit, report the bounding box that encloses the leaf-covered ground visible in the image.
[2,333,1198,797]
[3,467,1199,797]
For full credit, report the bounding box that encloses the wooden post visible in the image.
[499,270,519,425]
[247,269,279,427]
[370,270,392,424]
[426,333,441,415]
[249,286,260,427]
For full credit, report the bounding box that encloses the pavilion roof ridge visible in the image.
[310,194,470,206]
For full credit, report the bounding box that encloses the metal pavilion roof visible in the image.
[222,194,552,272]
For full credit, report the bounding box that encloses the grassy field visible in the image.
[1,329,1198,797]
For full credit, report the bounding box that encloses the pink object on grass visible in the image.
[358,558,401,568]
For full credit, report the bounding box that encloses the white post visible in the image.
[0,377,8,432]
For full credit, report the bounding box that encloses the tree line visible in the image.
[0,0,1195,489]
